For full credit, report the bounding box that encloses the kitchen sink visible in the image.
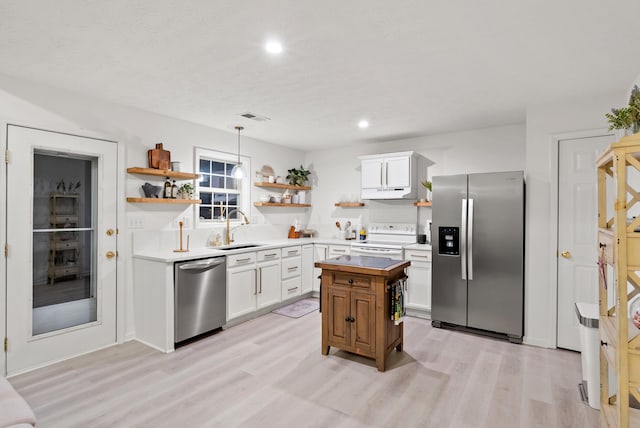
[216,243,263,251]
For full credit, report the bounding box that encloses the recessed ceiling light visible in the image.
[358,120,370,129]
[265,40,283,54]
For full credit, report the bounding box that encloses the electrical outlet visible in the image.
[128,215,144,229]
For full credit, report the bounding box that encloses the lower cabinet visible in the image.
[227,252,258,321]
[405,249,432,318]
[257,259,281,309]
[281,245,302,299]
[301,244,314,294]
[313,244,328,292]
[327,286,375,355]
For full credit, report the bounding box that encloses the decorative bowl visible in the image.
[259,195,270,202]
[142,182,163,198]
[271,196,282,203]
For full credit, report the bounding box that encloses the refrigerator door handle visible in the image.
[468,198,474,280]
[461,198,467,280]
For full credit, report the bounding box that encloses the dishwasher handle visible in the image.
[178,258,225,273]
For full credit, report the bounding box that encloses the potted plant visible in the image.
[421,180,432,202]
[286,165,311,186]
[605,85,640,135]
[178,182,195,199]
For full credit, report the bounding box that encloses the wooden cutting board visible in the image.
[148,143,171,169]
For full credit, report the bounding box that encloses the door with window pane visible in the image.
[6,125,117,375]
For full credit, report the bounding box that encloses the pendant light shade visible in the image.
[231,125,245,179]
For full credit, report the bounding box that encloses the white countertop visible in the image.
[133,237,355,263]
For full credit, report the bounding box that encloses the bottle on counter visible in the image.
[359,226,367,241]
[163,177,172,198]
[171,180,178,198]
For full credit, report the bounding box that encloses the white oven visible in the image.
[350,223,416,259]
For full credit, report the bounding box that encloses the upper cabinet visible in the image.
[358,151,419,200]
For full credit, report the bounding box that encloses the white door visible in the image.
[557,134,613,350]
[385,155,410,188]
[5,125,118,374]
[361,159,384,189]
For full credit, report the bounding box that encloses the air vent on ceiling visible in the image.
[239,112,271,122]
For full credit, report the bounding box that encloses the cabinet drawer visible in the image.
[227,252,256,268]
[282,277,301,299]
[328,245,350,257]
[281,245,301,258]
[282,257,301,279]
[50,266,80,276]
[54,240,80,251]
[257,249,280,262]
[333,272,372,289]
[405,250,432,262]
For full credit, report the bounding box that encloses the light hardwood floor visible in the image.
[9,310,598,428]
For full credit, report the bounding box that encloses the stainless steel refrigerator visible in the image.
[431,171,524,343]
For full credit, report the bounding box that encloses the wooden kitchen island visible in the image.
[315,255,410,371]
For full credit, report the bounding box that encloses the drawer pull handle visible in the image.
[348,279,354,284]
[601,340,608,347]
[265,253,277,258]
[344,317,354,322]
[288,250,298,255]
[237,258,251,263]
[334,249,346,253]
[287,266,298,271]
[287,287,298,292]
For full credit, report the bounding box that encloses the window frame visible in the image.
[194,147,251,229]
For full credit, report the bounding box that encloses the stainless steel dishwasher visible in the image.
[174,256,226,343]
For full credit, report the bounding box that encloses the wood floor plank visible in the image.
[8,311,598,428]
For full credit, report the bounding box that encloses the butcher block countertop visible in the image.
[314,255,410,276]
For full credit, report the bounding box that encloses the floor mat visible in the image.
[272,298,319,318]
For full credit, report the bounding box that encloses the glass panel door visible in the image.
[32,152,98,335]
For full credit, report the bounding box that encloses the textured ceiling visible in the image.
[1,0,639,150]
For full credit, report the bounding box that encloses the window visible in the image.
[195,148,250,226]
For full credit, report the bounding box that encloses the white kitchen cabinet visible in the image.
[301,244,314,294]
[358,151,418,199]
[312,244,328,292]
[361,158,385,189]
[256,248,281,309]
[227,255,258,321]
[405,249,432,318]
[281,245,302,299]
[328,244,350,258]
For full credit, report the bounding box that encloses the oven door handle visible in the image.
[351,247,403,256]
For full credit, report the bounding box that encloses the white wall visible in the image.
[524,91,625,348]
[0,73,306,344]
[305,124,525,236]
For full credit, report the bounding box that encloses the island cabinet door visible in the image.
[351,291,376,356]
[327,287,349,349]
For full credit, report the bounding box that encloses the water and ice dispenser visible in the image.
[438,227,459,255]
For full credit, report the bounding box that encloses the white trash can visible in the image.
[575,302,600,409]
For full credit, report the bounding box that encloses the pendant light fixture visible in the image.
[231,125,245,179]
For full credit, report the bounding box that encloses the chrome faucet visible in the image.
[225,208,249,245]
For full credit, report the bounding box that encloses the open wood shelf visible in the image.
[254,182,311,191]
[126,198,201,204]
[597,133,640,427]
[334,202,365,207]
[413,201,432,207]
[127,167,200,180]
[253,202,311,207]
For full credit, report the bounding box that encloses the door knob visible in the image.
[106,251,116,259]
[106,228,115,236]
[561,251,571,259]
